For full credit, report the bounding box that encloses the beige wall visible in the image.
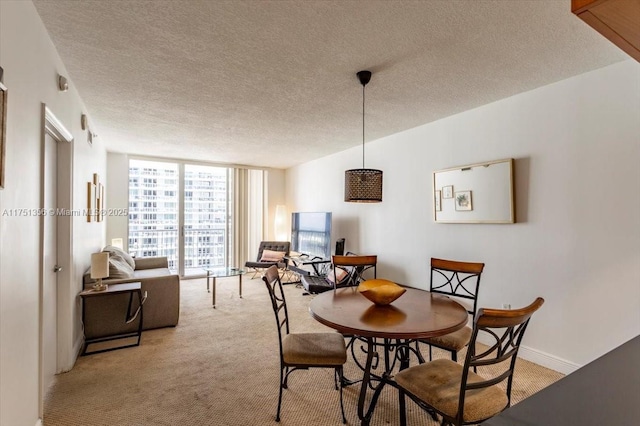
[265,168,286,240]
[286,60,640,373]
[106,152,129,250]
[0,2,107,425]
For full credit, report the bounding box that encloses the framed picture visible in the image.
[434,190,441,211]
[442,185,453,199]
[96,183,104,222]
[0,80,7,189]
[87,182,96,222]
[455,190,473,211]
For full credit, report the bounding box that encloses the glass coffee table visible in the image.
[205,267,245,308]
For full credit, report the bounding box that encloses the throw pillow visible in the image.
[103,245,135,269]
[260,249,286,262]
[108,254,134,279]
[326,266,349,284]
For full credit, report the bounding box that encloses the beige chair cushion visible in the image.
[423,326,472,352]
[395,358,508,423]
[260,249,286,262]
[283,333,346,366]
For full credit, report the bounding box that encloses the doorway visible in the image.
[40,106,73,418]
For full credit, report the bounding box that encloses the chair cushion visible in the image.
[283,333,346,366]
[395,359,508,423]
[245,260,286,269]
[260,249,286,262]
[422,326,472,352]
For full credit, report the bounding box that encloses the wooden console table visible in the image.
[80,282,147,355]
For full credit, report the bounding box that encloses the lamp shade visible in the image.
[90,252,109,279]
[345,169,383,202]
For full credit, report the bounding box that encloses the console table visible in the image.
[80,282,147,355]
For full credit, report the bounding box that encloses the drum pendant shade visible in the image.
[345,70,383,203]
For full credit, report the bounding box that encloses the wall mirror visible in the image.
[433,158,515,223]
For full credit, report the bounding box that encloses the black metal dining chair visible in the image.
[262,265,347,423]
[331,254,377,289]
[419,258,484,363]
[395,297,545,426]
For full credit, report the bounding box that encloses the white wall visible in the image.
[287,60,640,372]
[106,152,129,249]
[0,2,107,425]
[265,168,286,240]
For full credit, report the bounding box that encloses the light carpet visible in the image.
[44,276,563,425]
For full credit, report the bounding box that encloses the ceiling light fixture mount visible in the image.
[344,70,383,203]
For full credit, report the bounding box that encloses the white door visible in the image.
[42,132,59,393]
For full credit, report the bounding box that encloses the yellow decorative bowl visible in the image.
[358,279,406,306]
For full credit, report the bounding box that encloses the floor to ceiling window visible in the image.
[128,160,179,268]
[183,164,233,275]
[128,159,238,277]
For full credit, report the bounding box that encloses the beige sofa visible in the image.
[83,255,180,339]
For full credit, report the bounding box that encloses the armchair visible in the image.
[244,241,290,278]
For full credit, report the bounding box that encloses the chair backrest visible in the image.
[331,254,377,289]
[262,265,290,355]
[430,258,484,317]
[256,241,290,262]
[455,297,545,424]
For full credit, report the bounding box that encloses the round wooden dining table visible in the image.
[309,286,469,425]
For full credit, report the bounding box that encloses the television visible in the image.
[291,212,332,259]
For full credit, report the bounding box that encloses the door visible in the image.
[39,106,73,420]
[42,132,59,393]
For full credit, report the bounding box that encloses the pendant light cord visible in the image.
[362,83,365,169]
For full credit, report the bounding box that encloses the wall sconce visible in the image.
[58,74,69,92]
[81,114,87,130]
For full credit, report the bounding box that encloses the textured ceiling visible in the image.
[33,0,627,169]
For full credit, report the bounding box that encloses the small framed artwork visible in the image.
[96,183,104,222]
[442,185,453,199]
[434,190,441,211]
[0,80,7,189]
[455,190,473,211]
[87,182,96,222]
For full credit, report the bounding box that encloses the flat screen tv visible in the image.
[291,212,332,259]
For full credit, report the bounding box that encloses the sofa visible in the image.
[83,247,180,339]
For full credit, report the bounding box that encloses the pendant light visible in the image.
[344,70,383,203]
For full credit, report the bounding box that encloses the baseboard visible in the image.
[517,344,580,375]
[476,334,580,375]
[72,334,84,364]
[60,334,84,372]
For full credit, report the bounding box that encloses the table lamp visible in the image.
[91,252,109,291]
